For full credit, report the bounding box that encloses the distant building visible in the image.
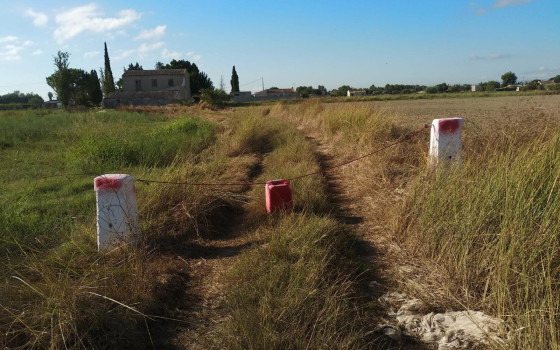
[103,69,190,108]
[253,88,298,98]
[251,88,299,101]
[471,85,480,92]
[230,91,253,102]
[44,100,62,108]
[347,90,366,97]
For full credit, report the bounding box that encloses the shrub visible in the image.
[199,88,230,109]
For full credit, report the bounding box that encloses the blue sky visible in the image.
[1,0,559,99]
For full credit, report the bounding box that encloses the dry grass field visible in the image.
[2,94,559,349]
[273,94,560,349]
[373,94,560,126]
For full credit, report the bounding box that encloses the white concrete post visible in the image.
[429,118,464,166]
[94,174,140,252]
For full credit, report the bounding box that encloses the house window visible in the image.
[135,80,141,91]
[151,79,157,87]
[168,79,174,87]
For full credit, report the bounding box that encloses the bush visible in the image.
[199,88,230,109]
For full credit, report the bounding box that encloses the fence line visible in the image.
[134,124,430,187]
[37,123,430,187]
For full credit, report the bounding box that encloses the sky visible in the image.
[1,0,559,99]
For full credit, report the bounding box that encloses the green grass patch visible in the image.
[68,116,215,172]
[0,110,215,254]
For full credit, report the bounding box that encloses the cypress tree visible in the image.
[102,42,115,95]
[230,66,239,93]
[89,70,103,105]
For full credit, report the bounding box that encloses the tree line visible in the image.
[0,91,44,106]
[319,71,560,97]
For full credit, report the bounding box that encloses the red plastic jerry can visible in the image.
[265,179,293,213]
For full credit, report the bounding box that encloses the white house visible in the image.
[347,90,366,97]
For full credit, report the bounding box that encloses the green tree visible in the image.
[47,59,103,107]
[88,70,103,106]
[101,42,115,95]
[448,84,463,93]
[160,59,213,96]
[332,85,352,96]
[501,71,517,87]
[47,92,53,101]
[127,62,143,71]
[296,86,312,97]
[486,81,501,91]
[552,75,560,83]
[230,66,240,93]
[368,84,383,94]
[426,83,448,94]
[523,80,544,91]
[46,51,71,107]
[0,91,44,105]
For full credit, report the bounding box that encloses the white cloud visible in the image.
[161,48,181,60]
[53,3,141,43]
[26,8,48,27]
[84,51,100,58]
[138,41,164,54]
[0,37,36,61]
[135,25,166,40]
[475,9,488,14]
[469,53,512,60]
[114,41,164,61]
[160,49,201,62]
[494,0,531,8]
[32,49,43,56]
[187,51,201,62]
[114,49,135,61]
[0,36,18,44]
[0,44,24,61]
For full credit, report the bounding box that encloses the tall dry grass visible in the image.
[273,97,560,348]
[398,130,560,349]
[203,106,380,349]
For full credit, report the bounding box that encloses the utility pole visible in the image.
[261,77,265,92]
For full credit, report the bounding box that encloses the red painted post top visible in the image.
[265,179,293,214]
[94,174,132,191]
[438,118,461,134]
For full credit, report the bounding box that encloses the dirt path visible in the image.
[148,162,266,349]
[303,131,436,349]
[152,233,256,349]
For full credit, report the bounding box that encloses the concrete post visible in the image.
[94,174,140,252]
[429,118,464,166]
